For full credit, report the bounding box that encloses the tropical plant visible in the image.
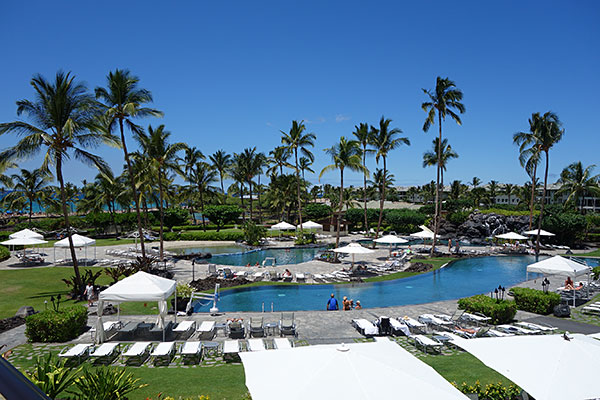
[241,220,266,246]
[281,120,316,229]
[202,204,242,231]
[422,137,458,188]
[449,180,464,201]
[189,162,218,230]
[27,354,80,399]
[133,124,186,260]
[320,137,366,247]
[470,176,481,188]
[488,180,499,205]
[95,69,163,258]
[369,116,409,238]
[353,122,372,235]
[503,183,516,206]
[4,168,51,225]
[266,145,290,177]
[556,161,600,213]
[422,76,465,255]
[209,149,232,197]
[0,71,113,293]
[72,367,147,400]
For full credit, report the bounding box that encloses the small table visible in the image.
[432,334,451,346]
[203,341,219,356]
[215,323,227,337]
[265,322,279,336]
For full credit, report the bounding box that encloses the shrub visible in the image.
[454,381,521,400]
[457,295,517,324]
[295,231,316,245]
[73,367,147,400]
[0,245,9,261]
[480,208,534,217]
[304,203,332,221]
[508,287,561,315]
[384,209,427,234]
[202,205,242,231]
[171,224,236,231]
[157,207,190,228]
[164,230,244,241]
[446,211,470,225]
[540,208,587,246]
[27,354,80,399]
[25,305,88,342]
[242,221,266,246]
[592,266,600,280]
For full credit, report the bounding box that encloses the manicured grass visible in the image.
[422,351,514,387]
[581,249,600,257]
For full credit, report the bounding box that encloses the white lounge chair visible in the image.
[223,340,241,360]
[90,321,121,340]
[497,324,541,335]
[197,321,216,340]
[173,320,196,338]
[295,273,305,282]
[486,329,514,337]
[253,271,264,282]
[151,341,176,364]
[389,318,410,336]
[418,314,453,329]
[181,341,203,364]
[459,312,491,326]
[122,341,152,364]
[58,344,91,363]
[400,316,427,333]
[248,338,266,351]
[413,335,443,354]
[273,337,292,350]
[515,321,557,333]
[352,319,378,336]
[89,342,120,364]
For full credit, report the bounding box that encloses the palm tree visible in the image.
[95,69,163,258]
[190,162,218,230]
[6,169,51,225]
[503,183,515,206]
[449,180,463,201]
[0,157,16,190]
[0,71,112,293]
[422,137,458,188]
[133,124,186,260]
[556,162,600,213]
[299,157,314,181]
[488,180,499,205]
[422,77,465,254]
[281,120,316,229]
[370,168,395,205]
[471,176,481,188]
[79,170,120,234]
[319,137,365,247]
[209,150,232,198]
[513,113,543,229]
[230,154,247,217]
[267,146,290,177]
[238,147,265,220]
[369,116,409,238]
[353,122,372,235]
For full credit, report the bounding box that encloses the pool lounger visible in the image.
[118,321,140,339]
[583,306,600,315]
[486,329,514,337]
[151,341,176,364]
[295,273,305,282]
[515,321,557,333]
[352,319,378,336]
[173,320,196,337]
[413,335,443,354]
[273,337,293,350]
[418,314,453,328]
[497,324,541,335]
[400,316,427,333]
[89,342,120,363]
[90,321,121,340]
[197,321,216,340]
[122,341,152,364]
[58,344,91,363]
[248,338,266,351]
[459,312,491,325]
[389,318,410,336]
[223,340,241,359]
[181,341,203,364]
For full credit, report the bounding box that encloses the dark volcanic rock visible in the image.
[0,316,25,333]
[15,306,36,318]
[404,262,433,273]
[190,277,252,291]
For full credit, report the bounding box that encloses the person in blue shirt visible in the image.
[326,293,338,310]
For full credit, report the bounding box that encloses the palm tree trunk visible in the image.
[362,146,368,233]
[239,183,245,220]
[431,113,442,256]
[536,151,550,255]
[336,169,344,247]
[257,174,263,224]
[119,118,145,258]
[248,180,253,220]
[200,190,206,231]
[375,157,386,239]
[29,199,33,226]
[295,149,304,232]
[528,163,538,229]
[56,157,82,294]
[157,168,165,262]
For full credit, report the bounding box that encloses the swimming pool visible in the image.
[194,255,545,312]
[171,244,247,255]
[210,246,327,266]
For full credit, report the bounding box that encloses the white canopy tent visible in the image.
[241,338,469,400]
[9,228,44,240]
[96,271,177,343]
[374,234,409,255]
[523,229,555,237]
[449,334,600,400]
[297,220,323,230]
[495,232,528,240]
[527,255,592,305]
[270,221,296,230]
[53,234,97,265]
[333,243,374,268]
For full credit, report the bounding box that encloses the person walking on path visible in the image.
[83,282,95,307]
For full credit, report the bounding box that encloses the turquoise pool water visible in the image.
[211,246,327,266]
[195,255,544,312]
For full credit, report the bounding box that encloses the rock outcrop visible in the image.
[438,212,530,242]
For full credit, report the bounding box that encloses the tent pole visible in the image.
[117,304,120,321]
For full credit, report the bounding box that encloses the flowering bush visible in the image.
[454,381,521,400]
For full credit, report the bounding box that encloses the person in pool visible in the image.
[355,300,362,310]
[326,293,339,311]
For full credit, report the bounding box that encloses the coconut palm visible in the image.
[133,124,186,260]
[281,120,316,229]
[422,77,465,254]
[319,137,365,246]
[353,122,372,235]
[95,69,163,258]
[229,154,247,217]
[299,157,314,181]
[5,169,51,225]
[0,71,112,292]
[422,137,458,188]
[369,168,395,204]
[190,162,218,230]
[78,170,121,234]
[0,157,16,190]
[503,183,516,206]
[238,147,265,220]
[471,177,481,188]
[449,180,464,201]
[369,116,409,238]
[488,180,499,205]
[267,146,290,177]
[556,162,600,213]
[209,150,232,198]
[513,112,543,229]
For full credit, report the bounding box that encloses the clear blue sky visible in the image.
[1,1,598,189]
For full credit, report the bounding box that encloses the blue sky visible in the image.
[1,1,598,189]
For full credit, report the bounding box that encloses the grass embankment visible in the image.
[581,249,600,257]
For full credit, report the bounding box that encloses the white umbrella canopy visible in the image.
[495,232,527,240]
[449,334,600,400]
[9,228,44,240]
[410,230,434,239]
[298,220,323,230]
[241,338,469,400]
[523,229,555,236]
[1,238,47,246]
[333,243,374,254]
[527,255,591,278]
[374,235,409,244]
[270,221,296,230]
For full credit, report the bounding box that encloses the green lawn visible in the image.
[581,249,600,257]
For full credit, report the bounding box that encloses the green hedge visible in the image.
[170,224,237,231]
[457,295,517,324]
[0,245,9,261]
[508,287,561,315]
[163,230,244,241]
[25,305,88,343]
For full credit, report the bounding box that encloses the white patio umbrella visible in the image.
[333,242,373,268]
[410,230,434,239]
[9,228,44,240]
[1,237,48,259]
[523,229,555,236]
[374,235,409,255]
[495,232,527,240]
[270,221,296,230]
[449,334,600,400]
[527,255,592,305]
[297,220,323,230]
[241,338,469,400]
